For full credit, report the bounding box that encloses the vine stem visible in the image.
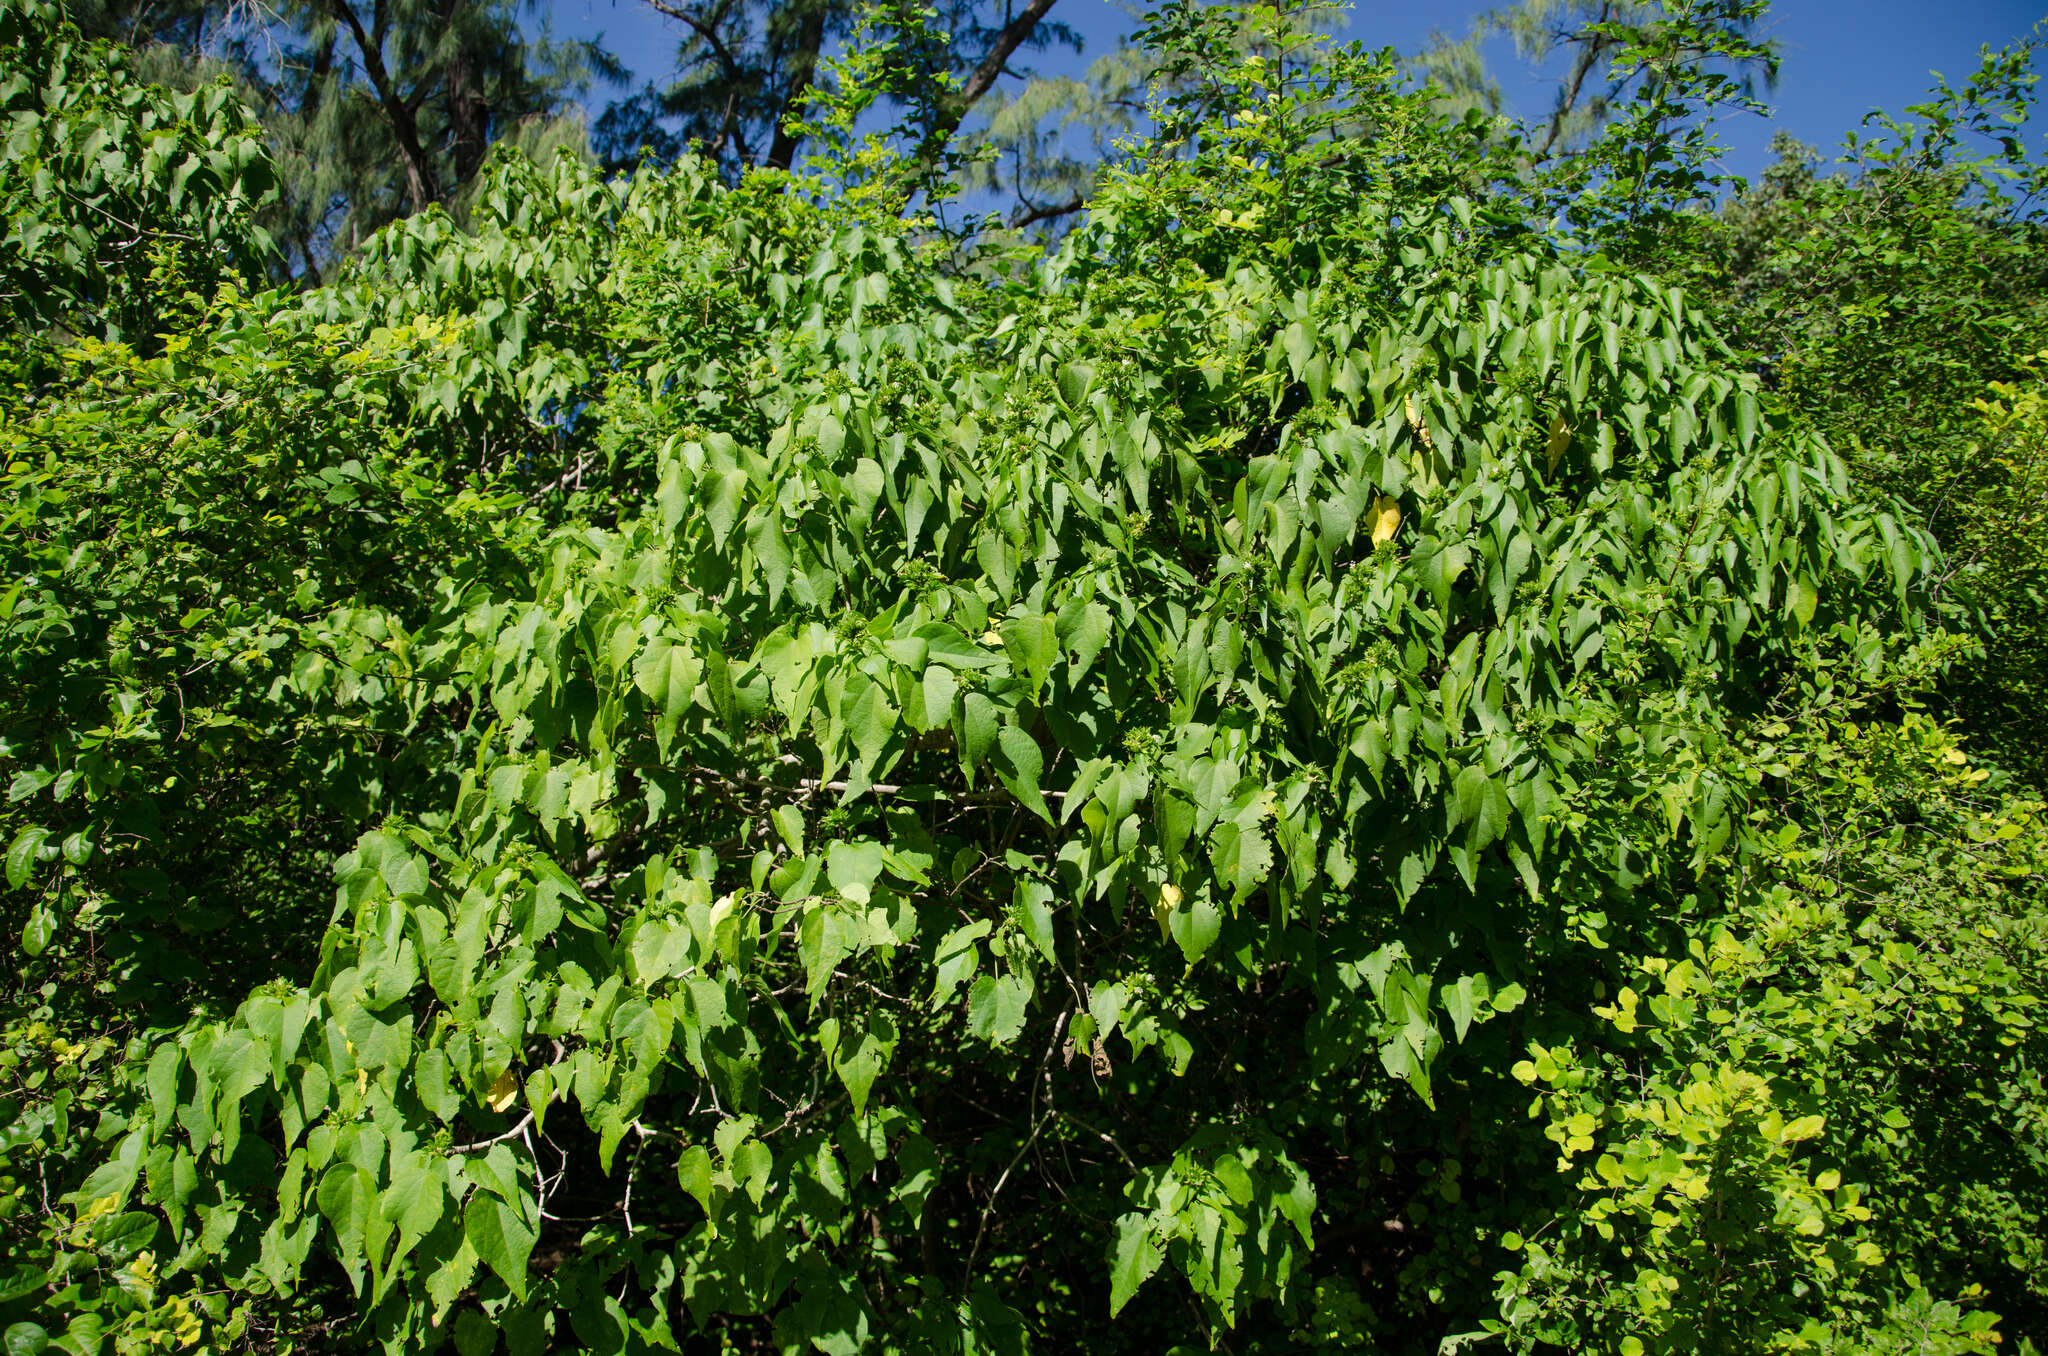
[963,1008,1068,1281]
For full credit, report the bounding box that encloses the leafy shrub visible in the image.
[2,2,2043,1353]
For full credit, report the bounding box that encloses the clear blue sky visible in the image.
[546,0,2048,184]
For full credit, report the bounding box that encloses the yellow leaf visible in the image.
[1153,883,1179,938]
[1404,394,1435,450]
[1782,1113,1825,1143]
[1369,494,1401,546]
[487,1068,521,1113]
[1547,414,1570,472]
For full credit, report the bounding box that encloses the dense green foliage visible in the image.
[3,1,2045,1352]
[65,0,615,279]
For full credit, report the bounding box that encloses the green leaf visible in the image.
[1056,599,1112,681]
[842,678,897,773]
[316,1164,376,1265]
[1208,820,1272,907]
[1109,1214,1160,1316]
[1450,764,1488,835]
[728,1140,772,1207]
[1211,1155,1254,1206]
[1732,389,1758,447]
[1000,614,1057,698]
[931,921,989,1007]
[799,906,851,1004]
[147,1044,181,1139]
[831,1013,895,1116]
[1056,362,1096,410]
[6,825,48,891]
[92,1212,159,1264]
[1167,887,1222,965]
[1087,982,1126,1040]
[957,692,998,781]
[995,726,1052,823]
[454,1309,499,1356]
[919,664,958,736]
[463,1191,536,1300]
[966,973,1031,1045]
[1786,577,1819,627]
[771,804,806,855]
[702,648,739,729]
[1443,974,1490,1042]
[387,1151,446,1256]
[633,636,701,749]
[20,902,56,957]
[1012,879,1057,963]
[826,840,885,905]
[676,1144,720,1222]
[1469,777,1509,853]
[704,467,747,547]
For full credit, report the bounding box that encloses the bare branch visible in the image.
[449,1112,534,1155]
[955,0,1061,118]
[1009,194,1086,230]
[642,0,745,84]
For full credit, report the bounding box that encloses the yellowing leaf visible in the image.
[486,1068,520,1113]
[1547,413,1570,472]
[1369,494,1401,546]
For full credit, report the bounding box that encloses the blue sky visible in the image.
[545,0,2048,184]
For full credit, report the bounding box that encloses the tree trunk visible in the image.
[765,0,829,172]
[331,0,441,211]
[444,0,492,187]
[919,0,1060,161]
